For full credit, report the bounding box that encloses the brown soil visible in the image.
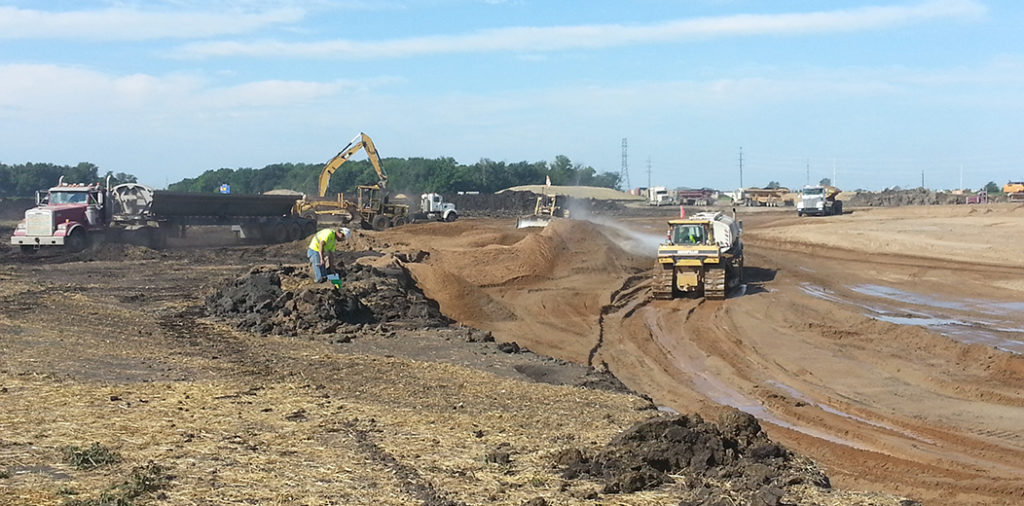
[3,204,1022,504]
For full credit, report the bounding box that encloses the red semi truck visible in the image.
[11,177,316,253]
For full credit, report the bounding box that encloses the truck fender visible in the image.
[443,210,458,222]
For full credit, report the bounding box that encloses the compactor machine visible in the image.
[653,211,743,300]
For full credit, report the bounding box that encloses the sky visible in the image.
[1,0,1022,192]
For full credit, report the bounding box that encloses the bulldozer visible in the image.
[653,211,743,300]
[516,194,570,228]
[296,132,409,230]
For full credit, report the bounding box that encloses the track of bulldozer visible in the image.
[704,267,726,299]
[652,263,675,300]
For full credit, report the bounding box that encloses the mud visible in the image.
[205,263,449,337]
[559,410,832,504]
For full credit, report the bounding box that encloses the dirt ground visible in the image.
[2,202,1023,505]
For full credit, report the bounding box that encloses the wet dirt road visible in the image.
[391,205,1024,506]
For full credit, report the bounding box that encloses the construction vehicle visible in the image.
[743,187,792,207]
[1003,182,1024,202]
[646,186,673,206]
[412,193,458,222]
[516,193,570,228]
[11,177,315,253]
[797,185,843,216]
[653,211,743,300]
[296,132,410,230]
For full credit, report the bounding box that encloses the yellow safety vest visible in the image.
[308,229,336,253]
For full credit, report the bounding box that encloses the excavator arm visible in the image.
[317,132,388,198]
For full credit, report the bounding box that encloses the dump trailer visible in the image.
[11,178,316,252]
[796,185,842,216]
[653,211,743,300]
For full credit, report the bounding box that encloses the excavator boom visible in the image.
[318,132,388,197]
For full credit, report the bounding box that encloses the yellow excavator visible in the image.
[297,133,410,230]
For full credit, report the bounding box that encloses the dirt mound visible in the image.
[445,190,628,218]
[557,410,830,504]
[846,188,962,207]
[205,263,449,337]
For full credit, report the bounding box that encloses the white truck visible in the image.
[797,185,842,217]
[413,193,458,222]
[647,186,672,206]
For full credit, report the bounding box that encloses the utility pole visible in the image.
[620,138,631,190]
[832,158,837,188]
[805,159,810,186]
[921,170,925,188]
[960,164,964,190]
[739,147,744,189]
[646,157,652,189]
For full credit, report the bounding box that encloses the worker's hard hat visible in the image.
[337,227,351,239]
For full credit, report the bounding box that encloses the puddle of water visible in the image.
[852,284,1024,318]
[799,283,1024,354]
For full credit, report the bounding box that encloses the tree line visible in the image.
[168,154,621,196]
[0,162,137,198]
[0,156,619,198]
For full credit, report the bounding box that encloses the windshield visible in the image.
[49,191,90,204]
[672,224,707,245]
[804,187,824,195]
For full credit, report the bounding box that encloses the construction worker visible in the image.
[307,227,350,282]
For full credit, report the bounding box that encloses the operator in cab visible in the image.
[307,227,351,283]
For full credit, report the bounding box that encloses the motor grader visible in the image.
[653,211,743,300]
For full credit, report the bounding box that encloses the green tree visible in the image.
[766,181,781,189]
[819,178,831,186]
[984,181,1000,194]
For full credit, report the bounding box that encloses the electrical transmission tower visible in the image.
[620,138,631,190]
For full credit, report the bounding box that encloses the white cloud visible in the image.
[175,0,986,59]
[0,6,305,40]
[0,64,399,118]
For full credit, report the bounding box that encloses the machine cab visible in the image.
[667,221,714,246]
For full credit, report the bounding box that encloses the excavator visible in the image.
[296,133,410,230]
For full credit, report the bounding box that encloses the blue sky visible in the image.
[1,0,1021,191]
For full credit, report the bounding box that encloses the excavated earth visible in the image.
[2,203,1023,505]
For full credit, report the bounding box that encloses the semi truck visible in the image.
[796,185,842,216]
[412,193,458,222]
[11,177,316,253]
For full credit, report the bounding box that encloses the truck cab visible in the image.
[11,179,111,252]
[797,185,842,216]
[419,193,458,222]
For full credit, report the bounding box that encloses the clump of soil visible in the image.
[205,263,449,337]
[557,410,829,505]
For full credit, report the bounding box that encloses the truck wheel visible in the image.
[391,217,408,227]
[834,201,843,215]
[371,215,390,230]
[287,222,303,242]
[65,230,86,252]
[445,212,458,222]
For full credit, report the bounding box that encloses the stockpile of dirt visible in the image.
[557,411,833,505]
[846,188,962,207]
[205,263,449,336]
[445,190,628,218]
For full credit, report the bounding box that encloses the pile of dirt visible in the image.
[445,190,628,218]
[846,188,962,207]
[557,410,831,505]
[205,263,449,337]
